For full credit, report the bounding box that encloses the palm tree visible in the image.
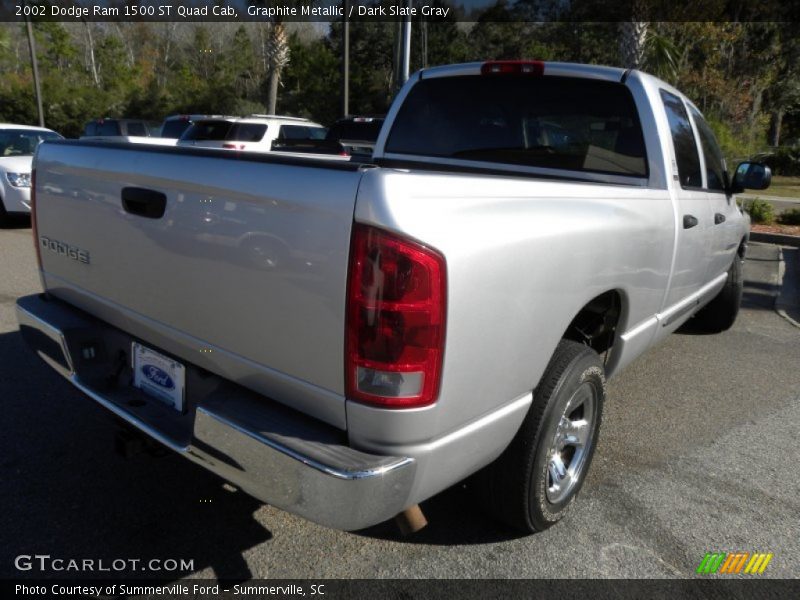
[618,0,648,70]
[265,19,290,114]
[619,19,680,82]
[619,21,648,70]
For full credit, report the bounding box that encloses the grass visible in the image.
[756,176,800,199]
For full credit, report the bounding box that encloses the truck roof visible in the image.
[419,61,629,83]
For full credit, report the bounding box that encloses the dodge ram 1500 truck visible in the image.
[17,61,771,533]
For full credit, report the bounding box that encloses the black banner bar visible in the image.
[4,579,800,600]
[1,0,799,23]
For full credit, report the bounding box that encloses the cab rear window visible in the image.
[327,121,383,142]
[385,75,648,177]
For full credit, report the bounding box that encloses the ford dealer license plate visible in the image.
[132,342,185,412]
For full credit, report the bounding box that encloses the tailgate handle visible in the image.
[121,187,167,219]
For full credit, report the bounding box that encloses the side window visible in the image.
[227,123,267,142]
[660,90,702,188]
[99,121,121,136]
[690,108,727,192]
[127,122,146,136]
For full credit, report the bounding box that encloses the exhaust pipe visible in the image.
[394,504,428,535]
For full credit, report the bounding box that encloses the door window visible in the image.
[126,122,146,136]
[660,90,702,189]
[690,107,727,192]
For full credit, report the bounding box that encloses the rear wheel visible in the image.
[476,340,605,532]
[692,254,743,333]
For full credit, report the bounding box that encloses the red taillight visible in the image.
[30,168,42,269]
[223,143,245,150]
[346,224,446,408]
[481,60,545,76]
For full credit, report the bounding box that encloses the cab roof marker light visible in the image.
[481,60,545,76]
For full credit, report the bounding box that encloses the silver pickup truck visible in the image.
[17,61,771,533]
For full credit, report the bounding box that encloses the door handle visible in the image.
[683,214,699,229]
[714,213,726,225]
[121,187,167,219]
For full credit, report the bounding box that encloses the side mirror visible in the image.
[729,161,772,194]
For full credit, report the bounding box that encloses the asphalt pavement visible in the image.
[1,221,798,581]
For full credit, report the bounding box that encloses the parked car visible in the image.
[325,116,384,156]
[19,61,771,533]
[272,116,384,158]
[177,115,326,152]
[82,118,159,138]
[158,114,234,140]
[81,118,173,145]
[0,123,62,224]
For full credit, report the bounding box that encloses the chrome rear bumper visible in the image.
[16,293,415,530]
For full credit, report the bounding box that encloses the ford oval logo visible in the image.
[141,365,175,390]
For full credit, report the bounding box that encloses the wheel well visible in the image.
[562,290,623,362]
[738,237,748,259]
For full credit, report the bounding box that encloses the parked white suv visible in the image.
[177,115,326,152]
[0,123,62,224]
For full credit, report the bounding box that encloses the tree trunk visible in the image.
[619,21,648,69]
[82,19,99,87]
[159,22,177,90]
[265,21,289,114]
[769,109,784,147]
[267,70,280,114]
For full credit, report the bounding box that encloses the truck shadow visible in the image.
[355,484,526,545]
[678,277,778,335]
[1,322,525,566]
[0,215,31,229]
[0,329,270,582]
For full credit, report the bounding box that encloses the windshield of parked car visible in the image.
[0,130,62,157]
[385,75,648,177]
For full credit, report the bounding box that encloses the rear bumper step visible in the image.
[16,293,415,530]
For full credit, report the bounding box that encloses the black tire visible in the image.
[475,340,605,532]
[0,198,9,227]
[692,254,743,333]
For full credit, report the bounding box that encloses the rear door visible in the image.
[689,106,742,280]
[659,89,714,312]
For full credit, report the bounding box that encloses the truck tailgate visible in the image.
[34,141,364,427]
